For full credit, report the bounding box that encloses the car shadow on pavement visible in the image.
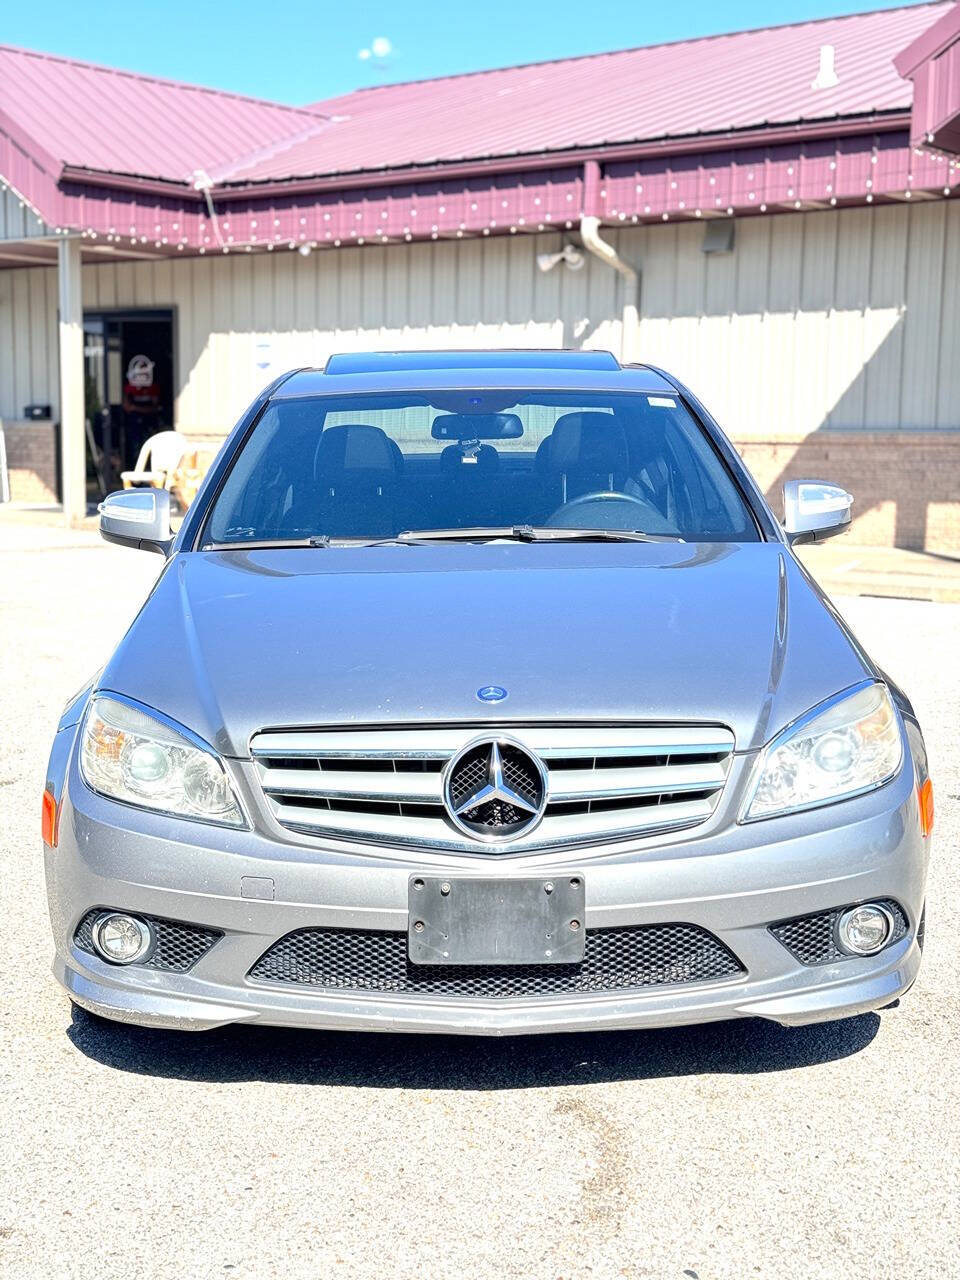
[66,1005,881,1087]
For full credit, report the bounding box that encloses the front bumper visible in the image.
[56,935,921,1036]
[45,744,929,1036]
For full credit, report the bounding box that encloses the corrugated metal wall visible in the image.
[1,200,958,435]
[0,186,48,242]
[635,200,960,435]
[0,252,58,417]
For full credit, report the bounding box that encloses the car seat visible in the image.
[535,412,630,505]
[281,424,402,537]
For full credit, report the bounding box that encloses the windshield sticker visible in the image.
[647,396,677,409]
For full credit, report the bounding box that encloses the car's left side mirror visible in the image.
[782,479,853,545]
[99,488,173,555]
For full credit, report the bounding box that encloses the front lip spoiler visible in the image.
[59,964,256,1033]
[55,938,921,1037]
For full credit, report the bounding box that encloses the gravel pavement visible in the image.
[1,525,957,1280]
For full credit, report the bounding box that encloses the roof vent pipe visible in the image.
[811,44,839,90]
[579,215,639,362]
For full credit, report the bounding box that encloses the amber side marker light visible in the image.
[41,788,59,848]
[919,778,934,838]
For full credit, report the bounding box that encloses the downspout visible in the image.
[579,160,639,362]
[192,169,225,249]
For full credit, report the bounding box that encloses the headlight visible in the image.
[80,695,245,827]
[742,681,902,821]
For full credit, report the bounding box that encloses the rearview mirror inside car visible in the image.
[782,479,853,545]
[99,488,173,555]
[431,413,524,440]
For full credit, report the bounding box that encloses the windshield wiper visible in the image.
[375,525,683,545]
[507,525,683,544]
[206,526,684,551]
[206,535,383,550]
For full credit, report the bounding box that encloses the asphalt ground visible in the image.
[1,525,957,1280]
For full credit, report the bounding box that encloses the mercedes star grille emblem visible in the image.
[442,737,548,843]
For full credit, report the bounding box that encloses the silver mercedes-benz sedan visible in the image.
[43,350,933,1036]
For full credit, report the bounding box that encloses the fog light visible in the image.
[837,903,893,956]
[92,913,153,965]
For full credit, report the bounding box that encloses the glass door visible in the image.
[82,309,175,496]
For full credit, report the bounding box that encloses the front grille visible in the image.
[251,723,735,852]
[770,900,908,966]
[248,923,744,997]
[74,910,221,971]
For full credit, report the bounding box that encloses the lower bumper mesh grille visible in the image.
[249,923,744,998]
[74,910,221,971]
[770,899,908,966]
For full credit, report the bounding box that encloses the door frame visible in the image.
[82,305,178,419]
[82,306,178,493]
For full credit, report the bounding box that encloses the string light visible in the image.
[8,132,955,256]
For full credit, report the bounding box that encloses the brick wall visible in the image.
[734,431,960,557]
[1,420,58,504]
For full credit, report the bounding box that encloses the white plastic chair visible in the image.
[121,431,188,490]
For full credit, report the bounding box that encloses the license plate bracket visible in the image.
[408,874,586,966]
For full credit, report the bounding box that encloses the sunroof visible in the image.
[323,349,621,375]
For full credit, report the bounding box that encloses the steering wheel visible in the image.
[544,490,658,530]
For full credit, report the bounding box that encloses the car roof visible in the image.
[274,351,679,399]
[322,350,625,375]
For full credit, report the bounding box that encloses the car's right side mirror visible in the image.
[99,488,173,555]
[782,479,853,545]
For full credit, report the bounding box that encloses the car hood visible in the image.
[100,541,870,757]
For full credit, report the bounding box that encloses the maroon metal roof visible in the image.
[0,2,957,257]
[0,45,325,182]
[217,1,951,183]
[895,1,960,150]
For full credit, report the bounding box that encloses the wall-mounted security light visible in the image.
[537,244,585,273]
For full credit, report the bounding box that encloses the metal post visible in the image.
[58,237,85,524]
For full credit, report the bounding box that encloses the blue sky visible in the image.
[3,0,928,103]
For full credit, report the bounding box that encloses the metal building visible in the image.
[1,1,959,550]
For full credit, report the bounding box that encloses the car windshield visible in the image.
[201,389,759,546]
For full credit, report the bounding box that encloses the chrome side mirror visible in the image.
[99,488,173,555]
[783,480,853,545]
